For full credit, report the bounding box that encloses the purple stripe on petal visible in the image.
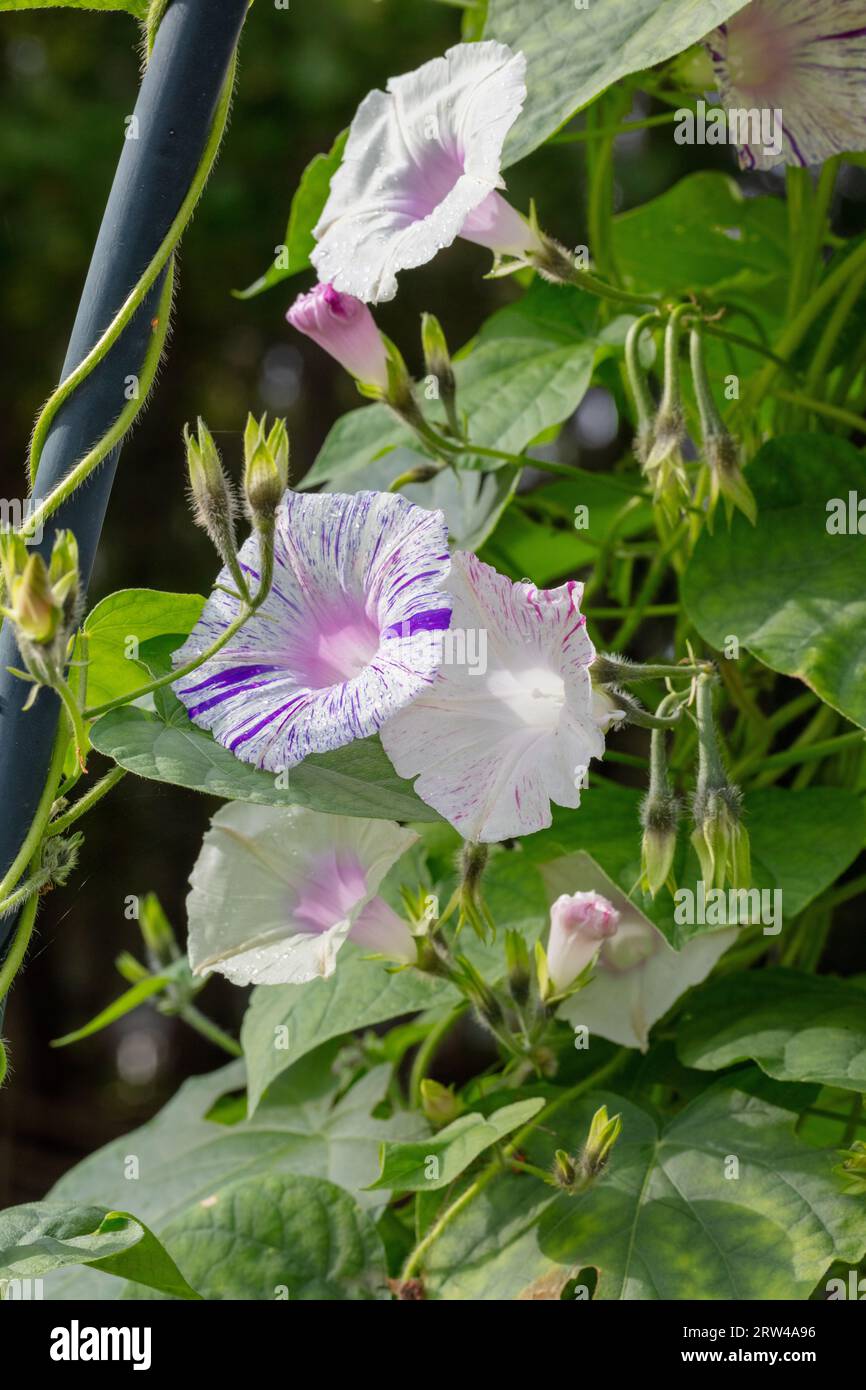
[181,663,281,695]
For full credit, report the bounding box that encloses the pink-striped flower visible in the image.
[380,553,621,842]
[311,41,539,304]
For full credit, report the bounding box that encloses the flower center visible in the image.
[725,9,795,100]
[294,599,381,688]
[292,850,368,933]
[487,665,566,732]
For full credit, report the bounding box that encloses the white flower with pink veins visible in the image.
[311,41,540,303]
[381,552,622,843]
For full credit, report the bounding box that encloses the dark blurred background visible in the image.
[2,1,864,1205]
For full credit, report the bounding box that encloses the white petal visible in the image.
[311,42,527,302]
[381,552,604,842]
[186,802,417,986]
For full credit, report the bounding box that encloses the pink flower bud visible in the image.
[287,282,389,391]
[547,891,620,992]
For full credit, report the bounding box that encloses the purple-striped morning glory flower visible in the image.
[187,802,418,985]
[311,41,539,304]
[173,490,452,771]
[380,553,622,843]
[706,0,866,169]
[287,283,389,391]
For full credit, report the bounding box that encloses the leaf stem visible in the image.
[47,766,127,837]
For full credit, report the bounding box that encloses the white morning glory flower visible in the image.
[706,0,866,169]
[546,890,621,994]
[187,802,418,985]
[173,491,452,771]
[380,552,621,843]
[544,853,737,1052]
[311,41,538,303]
[286,283,389,391]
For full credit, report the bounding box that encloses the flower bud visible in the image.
[287,282,389,393]
[243,422,285,531]
[692,674,751,892]
[504,928,531,1008]
[704,430,757,527]
[546,891,620,994]
[552,1148,578,1190]
[421,312,459,435]
[581,1104,622,1178]
[8,554,58,644]
[1,530,82,675]
[836,1140,866,1196]
[139,891,181,972]
[690,325,756,529]
[420,1078,464,1130]
[185,418,238,565]
[640,720,681,898]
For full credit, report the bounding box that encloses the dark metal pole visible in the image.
[0,0,248,964]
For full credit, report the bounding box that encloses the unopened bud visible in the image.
[185,418,238,564]
[9,554,58,644]
[504,929,531,1008]
[552,1148,578,1190]
[139,891,180,971]
[420,1078,464,1130]
[421,312,459,434]
[581,1104,622,1178]
[705,430,757,527]
[383,339,424,429]
[640,719,681,898]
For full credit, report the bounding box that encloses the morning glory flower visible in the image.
[380,553,621,843]
[547,891,621,993]
[544,853,736,1051]
[311,41,538,304]
[187,802,418,985]
[705,0,866,169]
[173,490,452,771]
[286,283,389,391]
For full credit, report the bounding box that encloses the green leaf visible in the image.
[123,1174,387,1301]
[242,947,456,1114]
[613,172,788,298]
[522,781,865,948]
[302,282,605,490]
[0,1203,199,1300]
[324,449,522,553]
[0,1,147,13]
[369,1098,545,1192]
[481,471,651,586]
[484,0,750,167]
[50,965,184,1049]
[683,436,866,730]
[678,970,866,1092]
[81,590,204,710]
[44,1048,423,1299]
[89,707,439,822]
[235,130,348,299]
[420,1077,865,1300]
